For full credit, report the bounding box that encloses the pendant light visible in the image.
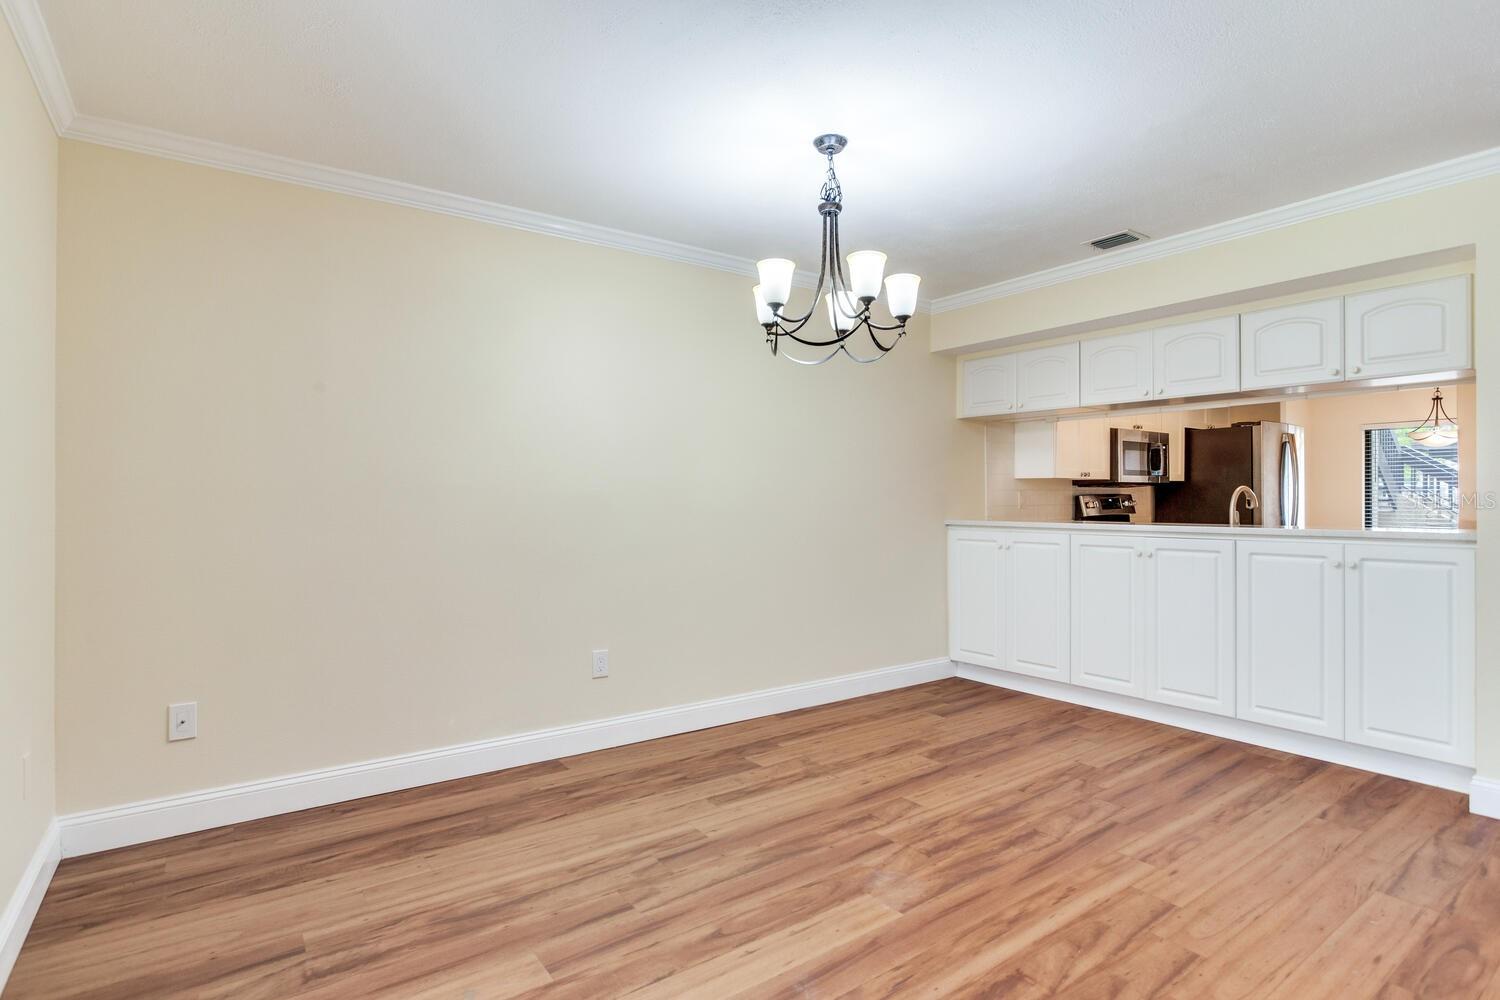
[1408,388,1458,448]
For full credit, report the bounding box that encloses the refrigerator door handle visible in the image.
[1280,433,1300,527]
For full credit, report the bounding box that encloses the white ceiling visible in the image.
[30,0,1500,298]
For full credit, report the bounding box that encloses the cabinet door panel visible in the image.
[1236,540,1344,738]
[1013,420,1058,480]
[961,355,1018,417]
[1344,276,1471,379]
[1146,539,1235,717]
[949,531,1003,668]
[1006,533,1071,681]
[1345,544,1474,764]
[1240,298,1344,390]
[1016,344,1080,413]
[1071,535,1145,697]
[1079,331,1153,406]
[1153,316,1240,399]
[1058,418,1111,481]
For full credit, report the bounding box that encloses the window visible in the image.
[1363,424,1460,530]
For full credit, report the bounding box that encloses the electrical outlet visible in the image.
[168,702,198,741]
[591,649,609,679]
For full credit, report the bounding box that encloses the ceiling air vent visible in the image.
[1086,229,1149,252]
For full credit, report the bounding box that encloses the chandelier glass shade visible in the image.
[1408,388,1458,448]
[752,134,920,365]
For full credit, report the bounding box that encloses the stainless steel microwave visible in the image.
[1111,428,1169,484]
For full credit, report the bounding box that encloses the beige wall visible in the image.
[0,28,58,908]
[1284,384,1476,531]
[933,174,1500,777]
[55,141,984,812]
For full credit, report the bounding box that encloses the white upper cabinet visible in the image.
[1235,540,1345,740]
[1005,532,1071,682]
[1344,543,1474,765]
[1152,316,1240,399]
[1144,538,1235,718]
[948,529,1004,668]
[960,355,1018,417]
[1015,343,1080,412]
[1239,297,1344,391]
[1344,275,1472,379]
[1079,331,1154,406]
[1071,535,1147,697]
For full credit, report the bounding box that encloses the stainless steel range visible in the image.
[1073,492,1138,523]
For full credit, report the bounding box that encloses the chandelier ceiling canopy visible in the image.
[752,135,920,365]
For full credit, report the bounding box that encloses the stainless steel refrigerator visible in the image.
[1154,421,1305,526]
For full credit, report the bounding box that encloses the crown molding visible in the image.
[932,144,1500,314]
[1,0,75,132]
[5,0,933,308]
[65,114,812,287]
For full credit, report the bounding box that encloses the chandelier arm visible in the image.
[775,343,847,366]
[838,342,898,364]
[777,326,855,348]
[828,215,862,320]
[866,318,906,332]
[866,325,898,353]
[771,215,833,328]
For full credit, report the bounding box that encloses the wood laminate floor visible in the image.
[10,679,1500,999]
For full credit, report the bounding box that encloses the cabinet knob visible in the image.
[1350,561,1360,570]
[1146,552,1154,559]
[1142,390,1150,397]
[1017,402,1025,408]
[1329,368,1340,376]
[1351,366,1361,375]
[1332,561,1342,569]
[1157,388,1166,395]
[1136,550,1144,558]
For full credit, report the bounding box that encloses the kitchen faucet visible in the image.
[1229,485,1259,526]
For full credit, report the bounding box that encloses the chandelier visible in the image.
[752,134,920,365]
[1409,388,1458,448]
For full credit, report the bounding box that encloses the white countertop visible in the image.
[946,520,1477,543]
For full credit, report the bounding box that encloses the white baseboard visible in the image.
[0,819,60,994]
[58,657,956,858]
[1472,777,1500,820]
[955,664,1476,796]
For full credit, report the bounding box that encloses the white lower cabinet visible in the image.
[949,528,1069,680]
[1071,535,1147,697]
[1236,539,1345,739]
[951,528,1474,769]
[1005,532,1071,681]
[1072,534,1234,713]
[948,529,1003,669]
[1345,543,1475,765]
[1144,538,1235,717]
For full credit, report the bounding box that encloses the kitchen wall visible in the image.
[982,421,1153,522]
[1283,383,1476,530]
[54,140,985,813]
[932,171,1500,778]
[0,22,58,942]
[982,403,1279,522]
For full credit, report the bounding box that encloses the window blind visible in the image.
[1364,426,1460,530]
